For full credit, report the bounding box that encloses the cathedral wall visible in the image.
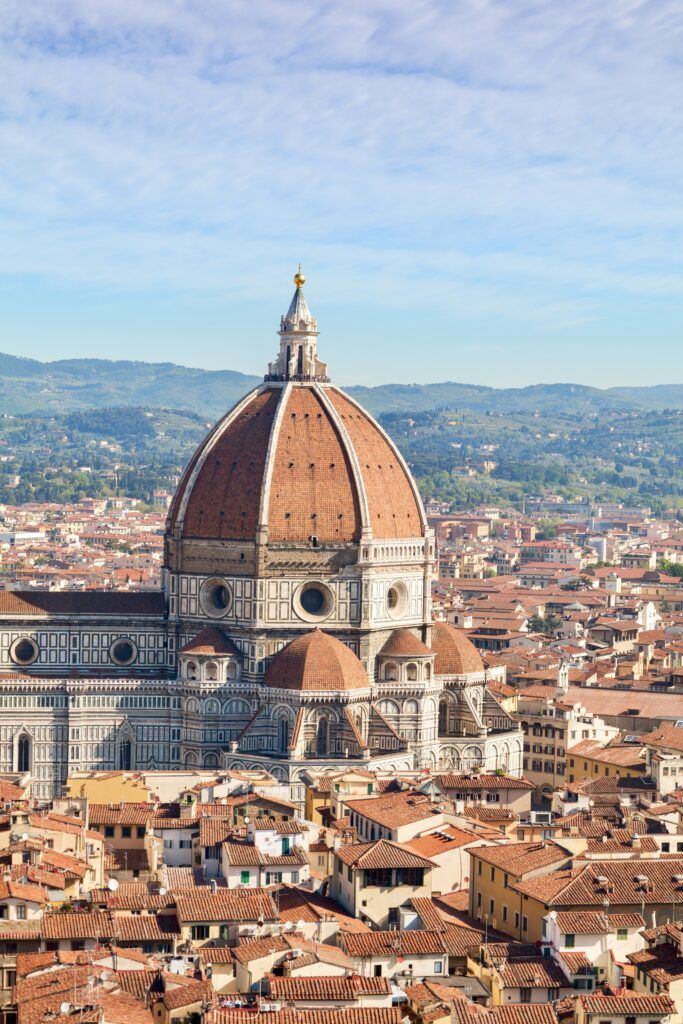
[0,618,168,672]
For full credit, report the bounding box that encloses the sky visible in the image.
[1,0,682,388]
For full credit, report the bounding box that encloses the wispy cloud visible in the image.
[0,0,682,385]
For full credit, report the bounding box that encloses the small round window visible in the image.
[110,638,138,666]
[387,581,408,619]
[294,581,334,622]
[200,578,233,618]
[10,637,39,666]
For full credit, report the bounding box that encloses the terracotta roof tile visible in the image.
[379,629,432,658]
[268,974,391,1002]
[179,628,241,656]
[335,838,434,870]
[265,629,369,692]
[340,930,447,957]
[431,620,484,675]
[210,1011,400,1024]
[176,890,278,923]
[114,914,180,943]
[344,791,439,828]
[580,993,675,1014]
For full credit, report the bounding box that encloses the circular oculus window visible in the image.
[110,638,138,666]
[293,581,335,622]
[200,577,233,618]
[387,580,408,619]
[10,637,40,666]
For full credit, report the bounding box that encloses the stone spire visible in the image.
[266,268,329,382]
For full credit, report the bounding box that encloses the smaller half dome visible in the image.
[379,628,433,659]
[180,627,240,657]
[431,620,484,675]
[264,629,369,692]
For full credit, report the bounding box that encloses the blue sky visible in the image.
[1,1,682,388]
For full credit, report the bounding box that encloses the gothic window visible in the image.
[316,717,330,757]
[278,718,290,752]
[118,739,132,771]
[17,734,30,773]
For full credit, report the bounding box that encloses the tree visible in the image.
[528,612,563,636]
[535,518,560,540]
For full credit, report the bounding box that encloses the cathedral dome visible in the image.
[167,384,424,547]
[379,628,433,658]
[431,620,484,675]
[165,275,426,556]
[264,629,369,692]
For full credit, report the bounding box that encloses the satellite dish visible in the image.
[21,833,29,841]
[60,1003,71,1016]
[99,971,110,983]
[107,878,120,892]
[158,887,167,896]
[285,922,295,932]
[243,816,250,825]
[297,920,307,931]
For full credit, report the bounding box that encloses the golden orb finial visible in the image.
[293,264,305,288]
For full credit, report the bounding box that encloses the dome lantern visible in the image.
[267,268,329,382]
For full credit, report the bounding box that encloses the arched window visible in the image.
[226,662,237,680]
[205,661,218,681]
[316,717,330,757]
[17,734,30,773]
[406,663,418,682]
[186,661,198,681]
[438,699,449,735]
[278,718,290,753]
[297,346,303,374]
[118,739,132,771]
[384,662,398,681]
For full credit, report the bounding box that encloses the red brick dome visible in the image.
[379,628,433,658]
[166,383,425,547]
[431,620,484,675]
[264,629,369,692]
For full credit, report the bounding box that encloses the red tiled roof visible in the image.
[114,914,180,943]
[176,889,278,923]
[431,620,484,675]
[210,1011,400,1024]
[335,839,434,870]
[169,383,425,545]
[340,931,446,957]
[580,993,675,1014]
[471,841,570,876]
[268,974,391,1001]
[180,628,241,656]
[41,912,113,940]
[0,880,47,905]
[344,790,439,828]
[264,630,369,692]
[379,629,432,658]
[433,773,534,791]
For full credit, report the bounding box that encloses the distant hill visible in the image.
[0,352,679,418]
[0,354,261,417]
